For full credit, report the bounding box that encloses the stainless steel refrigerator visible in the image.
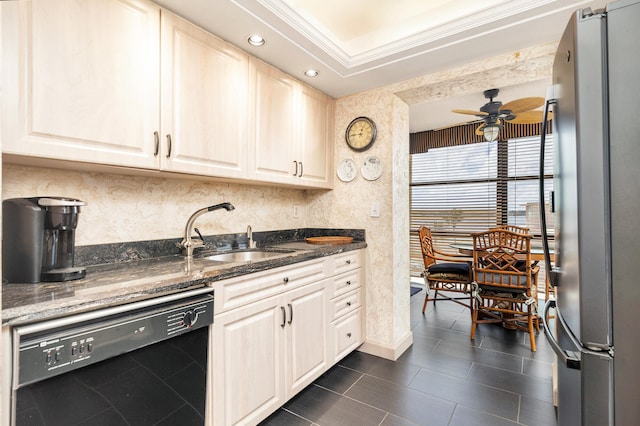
[540,1,640,425]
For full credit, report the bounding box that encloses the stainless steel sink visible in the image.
[203,249,295,263]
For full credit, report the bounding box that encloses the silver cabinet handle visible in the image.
[166,134,172,158]
[283,277,289,283]
[287,303,293,325]
[346,280,352,286]
[281,306,286,328]
[347,332,352,338]
[346,260,351,264]
[346,302,352,307]
[299,162,303,177]
[153,131,159,156]
[293,161,298,176]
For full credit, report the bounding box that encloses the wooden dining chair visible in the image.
[418,226,474,316]
[471,228,540,351]
[491,224,530,234]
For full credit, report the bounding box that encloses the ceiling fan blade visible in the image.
[508,110,553,124]
[500,97,544,114]
[452,109,488,116]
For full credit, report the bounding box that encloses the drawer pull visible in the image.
[346,260,351,264]
[280,306,286,328]
[346,302,352,307]
[347,332,352,338]
[283,277,289,283]
[346,281,352,286]
[287,303,293,325]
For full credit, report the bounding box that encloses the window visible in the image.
[410,135,554,277]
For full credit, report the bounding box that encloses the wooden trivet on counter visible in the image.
[305,236,353,245]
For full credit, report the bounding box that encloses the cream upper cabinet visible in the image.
[299,84,334,187]
[2,0,332,188]
[248,59,296,185]
[1,0,161,169]
[160,11,248,178]
[249,59,334,189]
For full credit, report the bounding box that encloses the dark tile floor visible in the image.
[260,286,557,426]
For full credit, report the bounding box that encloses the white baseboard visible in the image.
[358,330,413,361]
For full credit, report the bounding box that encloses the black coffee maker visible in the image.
[3,197,87,283]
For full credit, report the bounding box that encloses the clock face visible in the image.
[346,117,376,151]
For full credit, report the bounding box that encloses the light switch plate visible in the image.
[370,202,380,217]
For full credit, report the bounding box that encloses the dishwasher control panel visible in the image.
[14,291,214,388]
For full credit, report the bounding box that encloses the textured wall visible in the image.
[309,90,409,352]
[2,164,309,246]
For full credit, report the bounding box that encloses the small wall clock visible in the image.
[345,116,376,151]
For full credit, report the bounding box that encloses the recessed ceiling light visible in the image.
[247,35,265,47]
[304,69,319,77]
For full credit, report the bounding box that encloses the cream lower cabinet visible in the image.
[212,280,329,426]
[327,252,364,362]
[211,250,364,425]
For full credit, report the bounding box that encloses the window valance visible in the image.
[410,121,552,154]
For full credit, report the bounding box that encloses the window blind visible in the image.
[410,135,554,277]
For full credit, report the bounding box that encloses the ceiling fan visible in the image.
[452,88,550,141]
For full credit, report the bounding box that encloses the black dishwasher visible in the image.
[11,287,214,426]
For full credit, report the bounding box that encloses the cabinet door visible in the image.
[249,59,297,184]
[298,85,334,188]
[160,11,248,178]
[212,295,285,426]
[2,0,160,169]
[285,280,329,396]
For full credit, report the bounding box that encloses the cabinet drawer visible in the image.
[330,269,361,298]
[214,257,327,314]
[331,250,361,276]
[332,308,362,361]
[330,288,361,321]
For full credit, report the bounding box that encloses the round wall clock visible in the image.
[345,116,377,151]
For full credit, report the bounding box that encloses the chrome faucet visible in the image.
[247,225,257,249]
[178,202,235,257]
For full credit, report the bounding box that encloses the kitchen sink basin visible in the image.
[203,249,295,263]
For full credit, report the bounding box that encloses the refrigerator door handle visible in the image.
[539,96,559,287]
[542,300,582,370]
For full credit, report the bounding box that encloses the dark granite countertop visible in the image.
[2,239,366,326]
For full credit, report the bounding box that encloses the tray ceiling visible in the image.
[155,0,606,130]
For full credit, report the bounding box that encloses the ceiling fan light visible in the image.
[483,123,501,141]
